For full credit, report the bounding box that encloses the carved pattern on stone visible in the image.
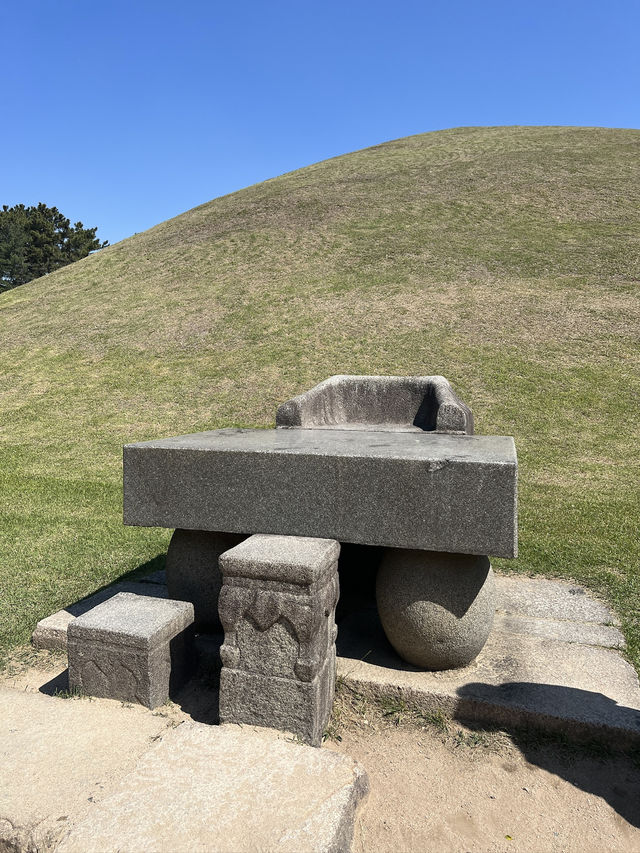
[219,570,339,683]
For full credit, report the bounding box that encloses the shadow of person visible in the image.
[456,681,640,827]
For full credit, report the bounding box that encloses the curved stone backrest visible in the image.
[276,375,474,434]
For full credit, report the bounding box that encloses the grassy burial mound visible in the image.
[1,126,639,668]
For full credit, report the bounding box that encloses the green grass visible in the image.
[1,126,639,670]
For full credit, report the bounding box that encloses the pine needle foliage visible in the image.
[0,203,108,289]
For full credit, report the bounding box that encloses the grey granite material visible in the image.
[218,535,340,746]
[57,721,369,853]
[124,428,517,557]
[493,612,625,649]
[166,529,246,631]
[220,534,341,584]
[68,593,194,709]
[32,609,77,651]
[220,655,337,748]
[496,575,619,624]
[31,581,168,651]
[376,550,496,669]
[68,592,193,650]
[0,686,173,853]
[276,374,474,434]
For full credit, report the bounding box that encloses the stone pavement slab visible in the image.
[336,575,639,746]
[0,686,170,852]
[58,722,368,853]
[0,687,367,853]
[496,574,619,624]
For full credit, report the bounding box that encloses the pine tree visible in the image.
[0,203,108,290]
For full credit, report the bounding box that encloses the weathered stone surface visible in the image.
[31,581,168,651]
[124,428,517,557]
[68,591,193,650]
[219,534,340,746]
[32,608,76,650]
[0,688,368,853]
[68,593,194,709]
[221,655,337,748]
[57,721,368,853]
[337,574,640,746]
[497,574,619,624]
[493,612,625,648]
[166,528,246,631]
[276,374,474,434]
[0,686,170,853]
[376,550,496,669]
[221,534,340,584]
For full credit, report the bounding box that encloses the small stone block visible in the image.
[31,581,168,651]
[218,535,340,746]
[68,593,194,709]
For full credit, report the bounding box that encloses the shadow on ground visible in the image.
[456,681,640,827]
[336,607,640,829]
[40,668,70,696]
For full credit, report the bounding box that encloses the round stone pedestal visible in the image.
[376,550,495,669]
[166,529,246,631]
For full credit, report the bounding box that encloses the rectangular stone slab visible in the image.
[123,428,517,557]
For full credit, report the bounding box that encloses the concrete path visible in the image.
[0,686,367,853]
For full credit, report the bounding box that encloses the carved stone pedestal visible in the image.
[218,534,340,746]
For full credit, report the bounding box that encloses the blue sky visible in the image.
[3,1,639,245]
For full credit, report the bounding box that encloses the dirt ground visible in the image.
[2,649,640,853]
[326,687,640,853]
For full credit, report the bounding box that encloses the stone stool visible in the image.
[67,592,194,709]
[218,534,340,746]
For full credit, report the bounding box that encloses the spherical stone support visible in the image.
[376,549,495,670]
[166,529,247,632]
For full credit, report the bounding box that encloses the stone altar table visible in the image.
[122,374,517,739]
[123,428,516,557]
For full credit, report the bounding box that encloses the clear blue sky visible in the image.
[3,0,639,245]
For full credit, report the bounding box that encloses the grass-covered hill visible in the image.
[2,126,639,668]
